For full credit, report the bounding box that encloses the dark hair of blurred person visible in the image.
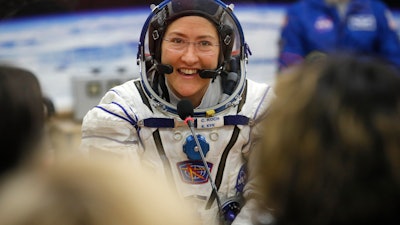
[253,53,400,225]
[0,65,46,177]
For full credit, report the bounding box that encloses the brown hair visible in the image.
[0,155,198,225]
[0,65,45,176]
[256,54,400,225]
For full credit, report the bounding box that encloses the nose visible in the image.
[180,43,199,64]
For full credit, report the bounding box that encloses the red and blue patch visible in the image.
[177,160,213,184]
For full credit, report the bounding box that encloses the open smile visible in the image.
[178,68,199,75]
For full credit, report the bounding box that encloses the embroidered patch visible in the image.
[314,16,334,32]
[348,14,376,31]
[177,160,213,184]
[235,164,247,193]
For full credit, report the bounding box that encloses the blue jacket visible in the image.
[278,0,400,70]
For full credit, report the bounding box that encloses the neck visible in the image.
[177,92,204,109]
[164,82,206,109]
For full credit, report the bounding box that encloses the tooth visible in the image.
[181,69,197,74]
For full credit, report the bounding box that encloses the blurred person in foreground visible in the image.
[252,53,400,225]
[277,0,400,72]
[0,153,197,225]
[0,65,48,177]
[80,0,275,224]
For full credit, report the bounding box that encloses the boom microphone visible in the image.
[177,99,240,225]
[199,66,223,79]
[177,99,194,121]
[156,63,173,74]
[199,69,219,79]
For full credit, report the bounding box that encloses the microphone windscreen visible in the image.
[156,64,173,74]
[177,99,194,120]
[199,69,218,79]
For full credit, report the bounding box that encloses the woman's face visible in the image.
[161,16,220,107]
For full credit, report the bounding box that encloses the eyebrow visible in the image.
[165,32,218,40]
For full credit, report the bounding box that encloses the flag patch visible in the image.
[177,160,213,184]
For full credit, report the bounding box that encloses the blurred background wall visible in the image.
[62,0,400,11]
[0,0,399,120]
[41,0,400,11]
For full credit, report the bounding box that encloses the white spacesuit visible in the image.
[81,0,275,225]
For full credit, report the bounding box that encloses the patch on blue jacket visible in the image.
[314,16,333,32]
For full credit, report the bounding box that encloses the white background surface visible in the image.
[0,4,398,113]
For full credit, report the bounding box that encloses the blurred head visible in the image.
[0,155,198,225]
[256,53,400,225]
[0,65,45,176]
[137,0,249,115]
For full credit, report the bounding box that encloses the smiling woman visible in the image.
[79,1,275,225]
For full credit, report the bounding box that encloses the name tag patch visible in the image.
[197,116,224,129]
[348,14,376,31]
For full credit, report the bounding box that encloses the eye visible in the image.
[198,40,213,46]
[170,37,185,44]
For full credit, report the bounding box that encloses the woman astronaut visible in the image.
[81,0,275,224]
